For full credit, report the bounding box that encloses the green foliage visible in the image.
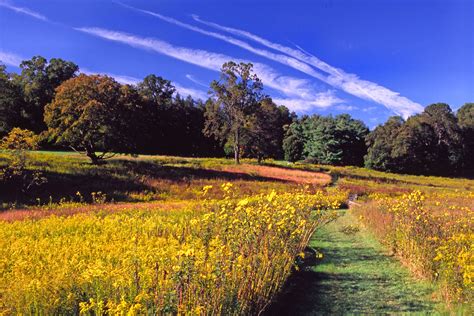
[44,74,142,163]
[283,135,304,163]
[243,98,293,162]
[284,114,369,166]
[0,128,46,195]
[283,120,305,162]
[457,103,474,173]
[1,55,473,177]
[0,64,24,136]
[204,62,264,163]
[366,103,464,175]
[13,56,78,133]
[137,74,175,106]
[303,115,343,164]
[136,75,222,157]
[365,116,404,171]
[458,103,474,129]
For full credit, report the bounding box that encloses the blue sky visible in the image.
[1,0,473,128]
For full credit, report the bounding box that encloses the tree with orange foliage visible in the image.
[44,74,143,164]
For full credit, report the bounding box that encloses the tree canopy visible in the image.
[204,62,264,164]
[0,65,23,136]
[365,116,404,171]
[13,56,78,133]
[365,103,465,175]
[44,74,142,163]
[457,103,474,173]
[282,114,369,166]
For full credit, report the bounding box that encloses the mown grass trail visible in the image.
[266,210,445,315]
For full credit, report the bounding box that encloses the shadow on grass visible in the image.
[0,159,287,207]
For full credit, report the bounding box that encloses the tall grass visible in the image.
[353,191,473,304]
[0,184,347,314]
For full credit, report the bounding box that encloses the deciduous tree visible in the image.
[204,62,264,164]
[457,103,474,174]
[285,114,368,166]
[0,64,23,136]
[364,116,404,171]
[392,103,462,175]
[44,74,142,164]
[244,98,292,162]
[13,56,78,132]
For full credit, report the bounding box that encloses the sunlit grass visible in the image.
[0,184,347,314]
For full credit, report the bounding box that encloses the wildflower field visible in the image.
[0,152,473,313]
[297,163,474,305]
[0,152,347,314]
[353,190,473,304]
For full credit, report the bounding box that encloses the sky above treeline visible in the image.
[0,0,473,128]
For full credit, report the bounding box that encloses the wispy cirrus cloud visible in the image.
[0,1,343,111]
[191,15,423,118]
[362,106,378,112]
[273,90,344,112]
[81,68,207,100]
[0,50,24,66]
[81,68,140,85]
[118,3,420,117]
[173,82,208,100]
[336,104,358,111]
[0,0,48,21]
[75,27,342,110]
[185,74,208,88]
[119,3,328,86]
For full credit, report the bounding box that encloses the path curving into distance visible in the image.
[265,210,444,315]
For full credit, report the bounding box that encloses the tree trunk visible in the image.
[85,146,100,164]
[234,129,240,164]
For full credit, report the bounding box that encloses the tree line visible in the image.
[1,56,472,176]
[283,103,474,176]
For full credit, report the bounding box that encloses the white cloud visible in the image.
[0,50,23,66]
[335,105,358,111]
[76,27,342,110]
[0,0,48,21]
[362,106,377,112]
[81,68,140,85]
[173,82,208,100]
[185,74,208,88]
[120,4,328,87]
[273,91,344,112]
[192,15,423,118]
[81,68,207,100]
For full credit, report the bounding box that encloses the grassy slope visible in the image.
[266,210,446,315]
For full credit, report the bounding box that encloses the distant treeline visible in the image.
[284,103,474,176]
[1,56,473,176]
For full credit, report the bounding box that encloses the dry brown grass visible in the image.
[0,200,195,222]
[220,164,331,185]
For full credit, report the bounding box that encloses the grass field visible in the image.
[0,151,472,314]
[265,210,444,314]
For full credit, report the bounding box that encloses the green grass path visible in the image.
[265,210,444,315]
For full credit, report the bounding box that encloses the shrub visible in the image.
[0,128,46,197]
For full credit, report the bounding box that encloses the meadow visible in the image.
[0,151,472,313]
